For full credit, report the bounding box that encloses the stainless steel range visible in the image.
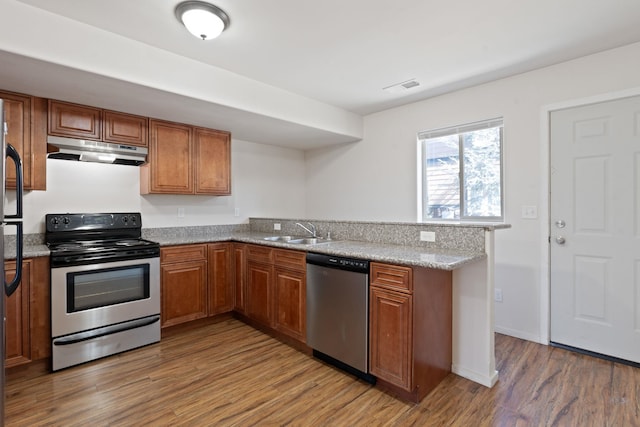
[46,212,160,371]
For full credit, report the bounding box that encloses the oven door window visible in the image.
[67,264,150,312]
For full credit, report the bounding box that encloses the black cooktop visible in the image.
[45,213,160,267]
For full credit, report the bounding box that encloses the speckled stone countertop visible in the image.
[150,232,485,270]
[15,226,496,270]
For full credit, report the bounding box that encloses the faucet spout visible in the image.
[295,222,317,238]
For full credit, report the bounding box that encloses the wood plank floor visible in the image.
[5,318,640,426]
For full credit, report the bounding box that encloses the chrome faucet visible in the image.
[295,222,317,238]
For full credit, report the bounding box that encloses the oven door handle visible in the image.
[52,315,160,346]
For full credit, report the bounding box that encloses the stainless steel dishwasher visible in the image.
[306,252,375,383]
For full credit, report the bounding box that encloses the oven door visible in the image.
[51,256,160,338]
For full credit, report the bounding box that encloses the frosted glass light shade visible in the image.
[175,1,230,40]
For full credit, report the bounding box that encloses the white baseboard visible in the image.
[494,325,545,344]
[451,364,499,388]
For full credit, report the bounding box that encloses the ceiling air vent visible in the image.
[383,78,421,94]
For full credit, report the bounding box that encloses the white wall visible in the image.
[14,138,306,234]
[305,41,640,343]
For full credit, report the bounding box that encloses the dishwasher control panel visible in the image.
[306,252,369,273]
[333,258,368,269]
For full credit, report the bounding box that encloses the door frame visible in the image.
[540,86,640,344]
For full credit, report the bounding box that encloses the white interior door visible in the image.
[550,95,640,363]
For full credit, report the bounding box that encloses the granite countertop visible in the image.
[17,231,486,271]
[10,243,49,260]
[149,231,485,270]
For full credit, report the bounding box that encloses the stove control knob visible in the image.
[62,217,70,225]
[130,215,137,224]
[51,217,59,225]
[122,216,128,224]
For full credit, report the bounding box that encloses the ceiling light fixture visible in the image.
[175,1,230,41]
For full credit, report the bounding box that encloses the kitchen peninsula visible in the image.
[13,217,508,400]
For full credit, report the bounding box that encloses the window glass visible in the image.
[419,119,503,221]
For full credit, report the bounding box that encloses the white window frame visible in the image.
[417,118,504,222]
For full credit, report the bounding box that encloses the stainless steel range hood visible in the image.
[47,135,147,166]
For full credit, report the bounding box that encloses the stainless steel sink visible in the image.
[288,237,317,244]
[263,235,295,242]
[262,236,334,245]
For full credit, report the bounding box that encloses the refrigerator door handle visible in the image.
[4,143,24,296]
[5,143,23,219]
[4,221,23,297]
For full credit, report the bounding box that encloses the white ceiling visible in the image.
[4,0,640,147]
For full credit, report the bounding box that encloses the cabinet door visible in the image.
[48,100,101,140]
[233,244,247,313]
[4,259,31,368]
[246,260,273,326]
[144,120,193,194]
[161,260,207,328]
[2,92,29,191]
[369,286,413,390]
[28,257,51,362]
[194,127,231,195]
[1,91,46,191]
[207,243,233,315]
[103,110,149,147]
[273,267,306,342]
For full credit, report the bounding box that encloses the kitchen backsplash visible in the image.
[142,224,250,241]
[249,218,494,253]
[12,219,503,254]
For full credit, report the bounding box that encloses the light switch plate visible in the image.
[274,223,281,231]
[522,205,538,219]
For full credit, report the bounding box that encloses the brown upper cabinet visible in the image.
[103,110,149,147]
[141,119,231,195]
[194,127,231,195]
[48,100,148,147]
[0,90,47,191]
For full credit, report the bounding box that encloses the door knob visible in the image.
[555,236,566,244]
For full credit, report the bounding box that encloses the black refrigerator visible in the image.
[1,98,25,425]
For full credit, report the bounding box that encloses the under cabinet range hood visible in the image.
[47,136,147,166]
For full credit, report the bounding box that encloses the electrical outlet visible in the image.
[234,208,240,217]
[177,207,185,218]
[274,223,281,231]
[420,231,436,242]
[494,288,503,302]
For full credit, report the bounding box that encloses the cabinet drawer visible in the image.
[273,249,306,271]
[246,244,273,263]
[161,244,207,263]
[371,262,413,292]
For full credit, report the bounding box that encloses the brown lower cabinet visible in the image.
[160,245,208,327]
[4,257,50,368]
[273,250,306,342]
[245,243,274,326]
[233,243,246,314]
[207,243,233,315]
[242,244,306,342]
[369,262,452,403]
[160,243,235,328]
